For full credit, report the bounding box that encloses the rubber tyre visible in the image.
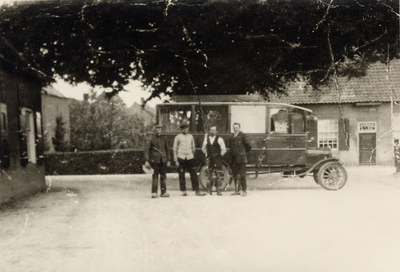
[199,164,230,190]
[317,162,347,190]
[313,171,320,184]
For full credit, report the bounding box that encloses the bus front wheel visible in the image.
[316,162,347,190]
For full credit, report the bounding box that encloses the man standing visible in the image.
[173,121,206,196]
[229,122,251,196]
[202,125,226,196]
[394,139,400,172]
[144,125,171,198]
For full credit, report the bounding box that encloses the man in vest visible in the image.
[173,121,206,196]
[229,122,251,196]
[144,125,171,198]
[202,125,226,196]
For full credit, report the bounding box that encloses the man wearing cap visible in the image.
[173,121,206,196]
[144,125,171,198]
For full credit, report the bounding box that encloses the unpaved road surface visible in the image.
[1,167,400,272]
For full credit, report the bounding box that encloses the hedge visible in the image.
[44,149,146,175]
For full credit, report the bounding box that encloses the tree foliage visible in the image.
[52,115,70,152]
[69,93,149,151]
[0,0,398,101]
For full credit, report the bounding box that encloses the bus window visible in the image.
[291,110,305,133]
[159,105,192,132]
[270,108,288,133]
[231,105,266,133]
[195,106,228,133]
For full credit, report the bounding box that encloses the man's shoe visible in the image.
[195,191,206,196]
[217,192,223,196]
[182,191,188,196]
[241,191,247,197]
[151,193,158,198]
[160,193,170,197]
[231,191,241,195]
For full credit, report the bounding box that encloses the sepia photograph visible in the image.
[0,0,399,271]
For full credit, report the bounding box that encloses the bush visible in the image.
[44,149,146,175]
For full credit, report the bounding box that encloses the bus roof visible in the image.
[157,101,313,113]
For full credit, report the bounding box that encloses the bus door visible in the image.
[288,108,308,165]
[267,107,307,165]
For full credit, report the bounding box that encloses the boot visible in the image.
[231,180,240,195]
[207,181,212,195]
[216,180,222,196]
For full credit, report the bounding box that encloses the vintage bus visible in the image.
[156,97,347,190]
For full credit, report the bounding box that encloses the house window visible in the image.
[318,119,338,149]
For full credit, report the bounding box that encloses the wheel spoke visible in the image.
[318,163,347,190]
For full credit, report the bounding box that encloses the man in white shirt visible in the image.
[202,125,226,195]
[173,121,206,196]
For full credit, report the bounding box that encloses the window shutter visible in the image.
[19,109,28,166]
[0,128,3,168]
[0,139,10,169]
[338,118,350,151]
[0,104,10,169]
[35,112,44,165]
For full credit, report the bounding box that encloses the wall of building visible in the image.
[303,103,393,166]
[41,94,71,153]
[0,70,46,203]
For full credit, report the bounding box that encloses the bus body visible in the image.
[156,100,347,190]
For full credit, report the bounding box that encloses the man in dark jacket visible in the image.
[144,125,171,198]
[229,123,251,196]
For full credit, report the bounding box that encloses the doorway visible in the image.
[359,133,376,165]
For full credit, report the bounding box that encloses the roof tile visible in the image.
[269,60,400,104]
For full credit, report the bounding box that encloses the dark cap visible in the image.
[180,121,189,129]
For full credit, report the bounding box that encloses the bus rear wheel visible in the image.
[199,164,230,191]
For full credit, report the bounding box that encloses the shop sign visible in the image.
[359,122,376,132]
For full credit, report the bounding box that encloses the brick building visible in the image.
[0,66,46,203]
[270,60,400,166]
[41,86,71,153]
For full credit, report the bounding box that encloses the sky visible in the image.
[53,79,163,108]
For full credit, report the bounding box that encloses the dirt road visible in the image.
[1,167,400,272]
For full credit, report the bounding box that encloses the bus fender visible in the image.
[308,158,344,174]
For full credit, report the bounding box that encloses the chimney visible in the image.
[84,93,89,101]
